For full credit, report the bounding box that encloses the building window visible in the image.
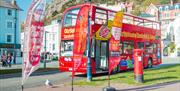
[52,44,55,51]
[7,9,12,16]
[7,21,13,28]
[165,6,169,11]
[52,34,55,40]
[159,7,163,11]
[7,35,12,43]
[175,5,179,10]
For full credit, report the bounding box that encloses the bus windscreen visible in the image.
[63,8,80,27]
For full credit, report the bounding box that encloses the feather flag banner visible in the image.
[72,5,90,77]
[22,0,46,85]
[109,11,124,74]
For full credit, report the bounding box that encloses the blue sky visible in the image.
[16,0,51,23]
[16,0,31,23]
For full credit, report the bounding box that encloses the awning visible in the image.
[0,43,21,49]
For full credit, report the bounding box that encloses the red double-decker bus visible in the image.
[59,4,161,73]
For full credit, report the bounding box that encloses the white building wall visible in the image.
[166,16,180,56]
[43,23,61,57]
[173,16,180,53]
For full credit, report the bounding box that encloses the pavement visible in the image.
[25,81,180,91]
[0,61,79,91]
[0,61,59,70]
[0,57,180,91]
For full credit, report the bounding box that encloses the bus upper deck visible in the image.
[62,4,160,31]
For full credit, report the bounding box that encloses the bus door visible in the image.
[95,40,108,71]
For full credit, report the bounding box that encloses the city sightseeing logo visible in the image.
[99,26,110,38]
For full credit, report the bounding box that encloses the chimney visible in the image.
[11,0,17,5]
[170,0,174,6]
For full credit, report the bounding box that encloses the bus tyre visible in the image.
[148,58,152,68]
[112,67,117,74]
[116,64,121,73]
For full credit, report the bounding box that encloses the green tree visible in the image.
[46,0,178,21]
[168,42,176,53]
[159,0,170,4]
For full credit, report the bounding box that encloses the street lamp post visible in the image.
[87,8,92,82]
[44,31,48,68]
[14,9,17,64]
[84,0,92,82]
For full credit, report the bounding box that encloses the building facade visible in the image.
[42,20,61,59]
[146,3,180,39]
[145,3,180,56]
[0,0,21,63]
[158,3,180,40]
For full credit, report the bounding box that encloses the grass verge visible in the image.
[0,68,59,74]
[74,64,180,86]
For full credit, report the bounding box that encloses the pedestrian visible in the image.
[7,53,12,67]
[1,53,7,67]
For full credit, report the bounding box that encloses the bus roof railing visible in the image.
[94,5,160,30]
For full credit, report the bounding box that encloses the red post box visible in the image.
[133,49,143,83]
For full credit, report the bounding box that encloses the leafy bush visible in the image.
[177,47,180,52]
[163,47,168,56]
[168,42,176,53]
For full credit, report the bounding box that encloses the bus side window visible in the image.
[137,42,144,49]
[145,42,154,53]
[95,9,107,24]
[91,39,95,57]
[123,41,134,54]
[153,43,157,53]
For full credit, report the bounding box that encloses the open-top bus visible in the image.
[59,4,161,74]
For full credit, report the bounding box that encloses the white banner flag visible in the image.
[22,0,46,85]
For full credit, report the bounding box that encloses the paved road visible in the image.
[0,61,83,91]
[0,57,179,91]
[0,71,73,91]
[25,81,180,91]
[162,56,180,64]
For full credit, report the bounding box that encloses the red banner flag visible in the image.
[22,0,46,85]
[72,5,90,77]
[109,11,124,74]
[109,56,121,74]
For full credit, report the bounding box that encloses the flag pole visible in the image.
[71,73,74,91]
[108,41,110,87]
[108,72,110,87]
[21,85,24,91]
[72,55,74,91]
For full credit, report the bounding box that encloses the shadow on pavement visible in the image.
[144,77,178,83]
[151,64,180,70]
[0,70,61,79]
[75,70,130,78]
[116,81,180,91]
[75,71,108,77]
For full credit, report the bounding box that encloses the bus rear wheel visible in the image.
[148,58,152,68]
